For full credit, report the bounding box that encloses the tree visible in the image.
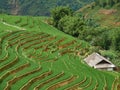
[108,28,120,51]
[58,16,85,37]
[94,0,119,7]
[51,6,73,28]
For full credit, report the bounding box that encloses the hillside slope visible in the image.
[77,0,120,27]
[0,14,120,90]
[0,0,93,16]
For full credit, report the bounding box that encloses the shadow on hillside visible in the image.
[114,66,120,72]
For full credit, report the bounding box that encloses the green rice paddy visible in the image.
[0,14,120,90]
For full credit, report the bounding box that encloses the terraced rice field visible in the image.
[0,14,120,90]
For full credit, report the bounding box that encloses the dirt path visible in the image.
[1,21,26,30]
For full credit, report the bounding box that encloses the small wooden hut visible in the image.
[84,53,116,71]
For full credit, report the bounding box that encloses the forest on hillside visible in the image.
[94,0,120,7]
[0,0,93,16]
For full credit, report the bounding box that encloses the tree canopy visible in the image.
[51,6,120,53]
[94,0,120,7]
[51,6,73,27]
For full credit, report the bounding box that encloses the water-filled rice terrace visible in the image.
[0,15,120,90]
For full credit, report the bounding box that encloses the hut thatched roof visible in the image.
[84,53,115,69]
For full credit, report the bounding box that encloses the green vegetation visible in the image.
[78,0,120,28]
[0,0,93,16]
[94,0,120,7]
[51,6,73,27]
[51,6,120,67]
[0,14,120,90]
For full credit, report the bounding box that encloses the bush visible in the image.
[51,6,73,27]
[99,50,118,59]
